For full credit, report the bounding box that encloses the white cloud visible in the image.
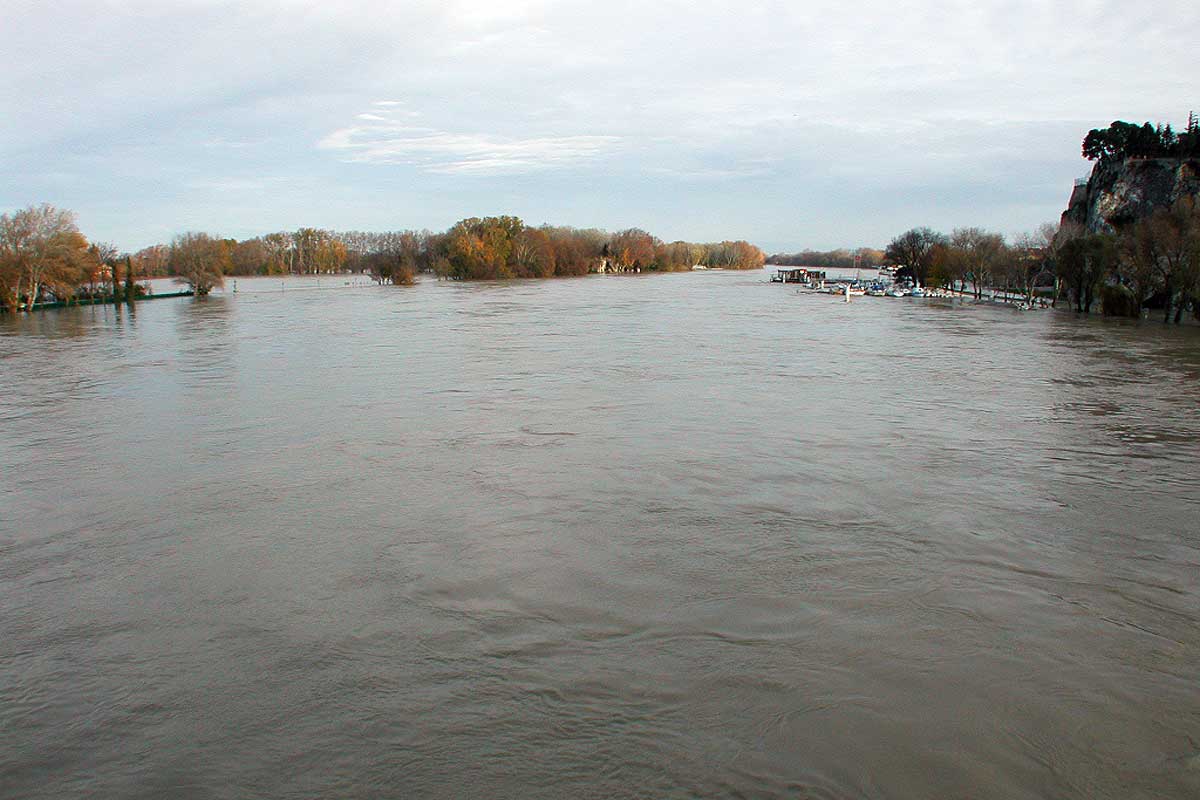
[319,117,622,175]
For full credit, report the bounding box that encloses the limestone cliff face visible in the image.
[1061,157,1200,234]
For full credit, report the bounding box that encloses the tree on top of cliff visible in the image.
[1083,116,1200,162]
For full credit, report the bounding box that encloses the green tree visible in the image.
[1082,116,1200,161]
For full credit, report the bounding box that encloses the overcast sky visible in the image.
[3,0,1197,252]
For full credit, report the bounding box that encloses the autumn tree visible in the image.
[556,227,607,274]
[542,226,604,275]
[83,241,119,299]
[512,228,555,278]
[610,228,658,271]
[169,232,228,296]
[260,233,291,274]
[657,241,695,271]
[0,203,90,310]
[706,240,765,269]
[441,216,524,279]
[227,238,268,275]
[133,244,170,277]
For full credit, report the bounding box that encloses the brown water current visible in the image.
[2,270,1199,798]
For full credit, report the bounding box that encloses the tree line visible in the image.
[882,197,1200,322]
[0,206,766,310]
[766,248,885,270]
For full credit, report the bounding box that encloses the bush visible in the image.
[1100,284,1140,317]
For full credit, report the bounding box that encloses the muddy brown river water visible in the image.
[2,270,1199,798]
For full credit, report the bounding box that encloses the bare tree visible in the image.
[950,228,1007,300]
[170,232,228,296]
[1145,198,1200,323]
[884,227,947,286]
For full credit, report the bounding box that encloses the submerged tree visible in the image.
[123,255,138,303]
[609,228,658,272]
[948,228,1007,300]
[1057,234,1116,314]
[132,244,170,277]
[169,232,227,296]
[1144,198,1200,323]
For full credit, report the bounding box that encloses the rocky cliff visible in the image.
[1061,157,1200,234]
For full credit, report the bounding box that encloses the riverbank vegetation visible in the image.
[0,206,764,311]
[878,196,1200,322]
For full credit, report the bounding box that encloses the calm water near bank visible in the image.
[2,270,1199,798]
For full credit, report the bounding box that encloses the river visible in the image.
[2,270,1199,798]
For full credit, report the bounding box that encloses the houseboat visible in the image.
[771,268,828,285]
